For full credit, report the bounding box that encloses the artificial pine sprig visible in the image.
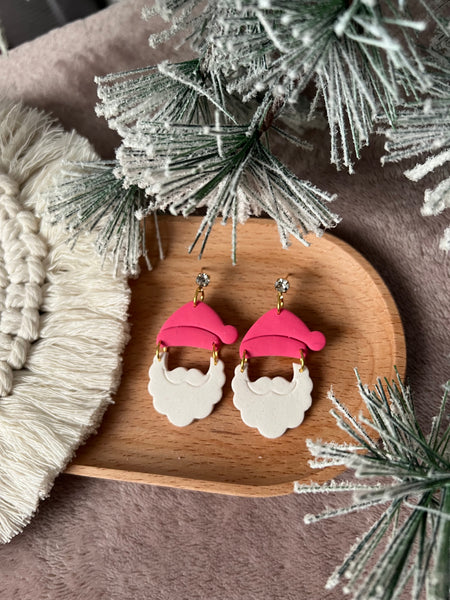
[45,0,447,269]
[309,37,384,172]
[140,1,437,174]
[381,96,450,251]
[379,23,450,251]
[143,0,208,49]
[46,160,162,275]
[118,120,340,262]
[295,371,450,600]
[220,1,426,92]
[0,19,7,55]
[95,59,236,136]
[206,0,430,171]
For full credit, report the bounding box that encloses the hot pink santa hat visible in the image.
[157,301,238,350]
[240,307,325,359]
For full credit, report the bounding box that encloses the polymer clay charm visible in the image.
[232,278,326,439]
[148,273,238,426]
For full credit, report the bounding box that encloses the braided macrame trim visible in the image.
[0,175,47,396]
[0,101,130,543]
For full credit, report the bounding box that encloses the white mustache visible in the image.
[148,352,226,427]
[232,364,313,439]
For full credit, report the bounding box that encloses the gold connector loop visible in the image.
[240,350,248,373]
[193,287,204,306]
[212,342,219,366]
[156,341,167,361]
[299,349,305,373]
[277,292,284,314]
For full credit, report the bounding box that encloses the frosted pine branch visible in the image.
[46,161,160,276]
[141,1,436,172]
[382,100,450,166]
[51,0,449,265]
[382,97,450,252]
[118,121,340,262]
[221,1,429,94]
[294,480,382,494]
[144,0,205,47]
[204,0,431,170]
[95,60,235,135]
[295,370,450,599]
[86,0,449,264]
[0,19,7,55]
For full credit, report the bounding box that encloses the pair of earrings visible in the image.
[148,273,326,439]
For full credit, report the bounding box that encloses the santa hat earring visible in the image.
[148,273,238,427]
[231,277,326,439]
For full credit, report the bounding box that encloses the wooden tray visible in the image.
[66,216,406,496]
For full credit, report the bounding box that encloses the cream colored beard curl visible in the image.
[0,101,130,543]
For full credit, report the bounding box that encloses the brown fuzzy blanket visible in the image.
[0,1,448,598]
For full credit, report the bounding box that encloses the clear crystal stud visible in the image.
[196,272,210,288]
[275,278,289,293]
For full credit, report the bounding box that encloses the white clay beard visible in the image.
[148,352,226,427]
[231,364,313,438]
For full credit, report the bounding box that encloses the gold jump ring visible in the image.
[156,341,168,361]
[193,287,204,306]
[240,350,248,373]
[212,342,219,365]
[299,349,305,373]
[277,292,284,314]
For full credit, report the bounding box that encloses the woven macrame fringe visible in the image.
[0,100,130,543]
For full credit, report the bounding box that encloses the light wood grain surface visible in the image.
[67,216,406,496]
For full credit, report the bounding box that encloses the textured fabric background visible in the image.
[0,1,448,598]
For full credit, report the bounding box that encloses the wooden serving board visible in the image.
[66,216,406,496]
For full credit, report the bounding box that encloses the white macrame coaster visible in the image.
[0,101,130,543]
